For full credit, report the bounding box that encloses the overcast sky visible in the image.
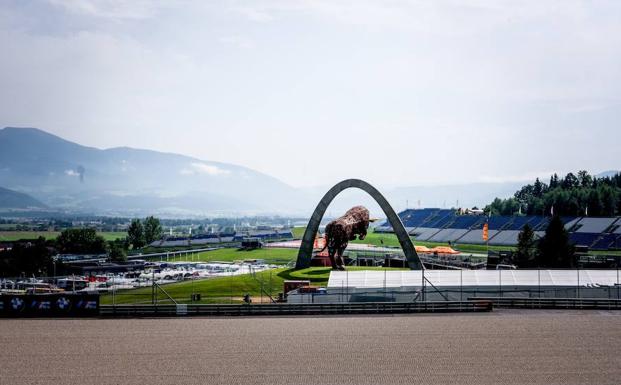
[1,0,620,188]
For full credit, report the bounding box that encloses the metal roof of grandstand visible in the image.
[327,270,620,289]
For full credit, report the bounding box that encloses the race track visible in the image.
[1,310,620,385]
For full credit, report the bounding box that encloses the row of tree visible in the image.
[486,171,621,216]
[0,217,163,277]
[127,216,162,249]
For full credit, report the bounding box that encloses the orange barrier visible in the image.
[430,246,460,255]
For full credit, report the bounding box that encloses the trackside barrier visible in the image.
[99,300,493,317]
[0,294,100,318]
[470,297,621,310]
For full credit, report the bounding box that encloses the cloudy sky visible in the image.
[1,0,620,188]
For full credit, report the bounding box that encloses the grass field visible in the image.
[100,266,406,305]
[0,231,127,242]
[292,226,306,239]
[157,247,299,265]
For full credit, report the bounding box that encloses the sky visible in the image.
[1,0,620,189]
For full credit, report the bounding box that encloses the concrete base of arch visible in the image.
[295,179,423,270]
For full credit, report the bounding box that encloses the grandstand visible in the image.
[379,209,621,250]
[149,229,293,248]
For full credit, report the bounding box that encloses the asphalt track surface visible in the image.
[1,310,620,385]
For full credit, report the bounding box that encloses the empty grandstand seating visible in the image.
[381,208,455,230]
[238,230,293,240]
[531,217,552,231]
[448,215,485,229]
[569,232,600,247]
[505,216,534,230]
[562,217,580,229]
[384,208,621,250]
[590,234,619,250]
[488,230,521,246]
[426,228,469,243]
[487,216,513,230]
[457,229,498,245]
[148,230,290,248]
[573,218,618,233]
[408,227,440,241]
[423,211,455,228]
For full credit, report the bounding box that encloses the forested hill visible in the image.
[0,186,47,209]
[486,171,621,217]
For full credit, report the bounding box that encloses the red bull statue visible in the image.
[318,205,374,270]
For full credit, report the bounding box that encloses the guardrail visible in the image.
[470,297,621,310]
[100,300,493,317]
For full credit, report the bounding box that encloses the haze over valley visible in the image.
[0,126,571,217]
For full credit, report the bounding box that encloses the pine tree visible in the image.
[515,224,536,267]
[127,219,145,249]
[537,216,575,268]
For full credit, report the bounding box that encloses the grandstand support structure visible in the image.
[295,179,423,270]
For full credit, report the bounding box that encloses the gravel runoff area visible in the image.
[1,310,620,385]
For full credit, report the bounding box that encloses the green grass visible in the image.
[150,247,299,265]
[99,232,127,241]
[352,230,513,253]
[0,231,127,242]
[0,231,60,241]
[100,266,407,305]
[292,226,306,239]
[588,250,621,256]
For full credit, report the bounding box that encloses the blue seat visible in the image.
[569,233,599,247]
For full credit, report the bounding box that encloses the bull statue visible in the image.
[319,205,374,270]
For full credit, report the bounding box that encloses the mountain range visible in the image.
[0,127,617,217]
[0,127,302,215]
[0,186,47,210]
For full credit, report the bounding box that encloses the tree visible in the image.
[533,178,544,198]
[143,216,162,244]
[537,216,575,268]
[487,171,621,217]
[549,173,559,189]
[108,240,127,263]
[600,184,618,216]
[562,172,579,189]
[515,224,537,268]
[127,219,145,249]
[577,170,592,188]
[56,228,107,254]
[0,237,54,277]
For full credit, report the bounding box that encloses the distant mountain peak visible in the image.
[596,170,620,179]
[2,126,63,138]
[0,186,48,209]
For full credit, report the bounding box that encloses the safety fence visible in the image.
[99,300,493,317]
[472,297,621,310]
